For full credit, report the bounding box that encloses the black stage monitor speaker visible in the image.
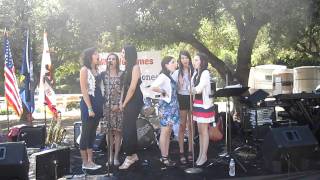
[31,147,70,180]
[0,142,29,180]
[18,125,46,148]
[262,126,318,171]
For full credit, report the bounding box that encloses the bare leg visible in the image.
[114,129,122,162]
[160,126,171,157]
[106,132,114,164]
[165,127,172,156]
[201,123,209,163]
[80,150,88,165]
[87,149,94,163]
[196,123,203,164]
[178,110,188,154]
[187,112,193,153]
[197,123,209,165]
[186,113,194,163]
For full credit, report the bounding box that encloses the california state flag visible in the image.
[38,31,57,115]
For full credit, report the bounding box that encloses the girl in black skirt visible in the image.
[172,51,194,164]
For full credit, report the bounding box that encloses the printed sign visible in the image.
[99,51,162,87]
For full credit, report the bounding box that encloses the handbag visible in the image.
[209,115,223,142]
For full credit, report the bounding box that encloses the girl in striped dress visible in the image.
[191,52,215,166]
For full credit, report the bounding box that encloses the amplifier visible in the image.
[18,125,46,148]
[0,142,29,180]
[242,107,276,139]
[29,147,70,180]
[242,107,275,129]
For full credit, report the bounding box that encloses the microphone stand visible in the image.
[185,68,202,174]
[44,102,47,127]
[104,61,117,179]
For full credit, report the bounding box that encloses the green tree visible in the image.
[118,0,313,85]
[274,0,320,67]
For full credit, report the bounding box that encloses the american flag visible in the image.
[4,33,23,116]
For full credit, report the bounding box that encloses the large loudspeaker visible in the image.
[18,125,46,148]
[0,142,29,180]
[262,126,318,171]
[30,147,70,180]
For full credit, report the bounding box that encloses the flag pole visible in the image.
[4,28,9,132]
[43,30,47,126]
[6,102,10,132]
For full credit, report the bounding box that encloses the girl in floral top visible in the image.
[101,53,124,166]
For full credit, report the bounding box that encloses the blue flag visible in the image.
[19,30,34,113]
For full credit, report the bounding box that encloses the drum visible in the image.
[141,97,158,117]
[136,117,157,149]
[141,106,155,117]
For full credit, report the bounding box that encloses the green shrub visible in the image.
[0,110,13,115]
[66,101,80,111]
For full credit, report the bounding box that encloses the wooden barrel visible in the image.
[272,69,293,95]
[293,66,320,93]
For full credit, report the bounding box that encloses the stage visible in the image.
[60,141,320,180]
[57,116,320,180]
[1,116,320,180]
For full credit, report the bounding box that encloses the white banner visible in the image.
[99,50,162,87]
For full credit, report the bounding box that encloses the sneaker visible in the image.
[83,162,101,170]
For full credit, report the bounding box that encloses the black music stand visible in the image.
[212,87,249,172]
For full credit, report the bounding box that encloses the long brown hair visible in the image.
[123,45,138,88]
[194,52,208,86]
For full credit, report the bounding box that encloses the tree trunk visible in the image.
[235,25,260,86]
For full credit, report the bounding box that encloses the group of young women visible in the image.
[78,46,215,171]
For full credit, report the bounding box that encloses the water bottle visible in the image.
[229,158,235,176]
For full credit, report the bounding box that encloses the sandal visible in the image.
[187,151,193,162]
[179,153,187,165]
[119,156,138,170]
[160,156,176,167]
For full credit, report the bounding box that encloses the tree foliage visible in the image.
[118,0,313,85]
[0,0,319,95]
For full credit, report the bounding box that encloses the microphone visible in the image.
[106,60,112,68]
